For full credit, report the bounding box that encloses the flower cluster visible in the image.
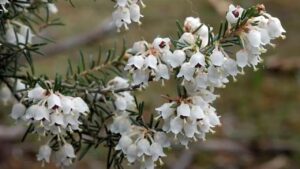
[2,0,58,47]
[10,85,89,167]
[123,3,286,155]
[112,0,145,31]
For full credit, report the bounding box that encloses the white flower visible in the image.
[178,32,195,45]
[60,96,74,114]
[56,143,76,167]
[170,116,183,135]
[155,102,175,119]
[129,3,143,24]
[126,144,138,163]
[137,138,150,156]
[144,55,158,70]
[210,47,225,66]
[25,105,50,121]
[189,52,206,67]
[226,4,244,24]
[267,16,286,39]
[107,76,129,90]
[0,85,12,105]
[28,85,46,101]
[110,113,131,134]
[184,17,201,32]
[129,41,147,54]
[236,49,249,68]
[154,63,170,81]
[72,97,90,114]
[149,142,166,160]
[47,3,58,14]
[154,132,170,148]
[132,69,149,86]
[223,58,239,77]
[246,29,262,48]
[177,102,191,117]
[37,144,52,164]
[50,112,65,127]
[167,50,186,68]
[177,62,195,81]
[113,7,131,31]
[116,135,133,152]
[125,55,145,70]
[47,93,61,109]
[190,105,205,120]
[152,37,171,53]
[10,103,26,120]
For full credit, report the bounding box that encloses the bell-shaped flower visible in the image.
[137,138,150,156]
[129,41,147,54]
[10,103,26,120]
[50,112,65,127]
[190,105,204,120]
[126,144,138,163]
[184,17,201,32]
[154,63,170,81]
[144,55,158,70]
[37,144,52,164]
[236,50,249,68]
[60,96,74,114]
[170,116,183,134]
[47,93,61,109]
[28,85,46,101]
[152,37,171,53]
[155,102,175,119]
[223,58,239,77]
[207,107,221,126]
[154,132,170,148]
[72,97,89,114]
[116,135,133,152]
[210,47,225,66]
[178,32,195,45]
[56,143,76,167]
[110,114,131,134]
[183,121,197,138]
[107,76,129,90]
[177,102,191,117]
[129,3,143,24]
[177,62,195,81]
[226,4,244,24]
[267,16,286,39]
[47,3,58,14]
[167,50,186,68]
[189,52,206,67]
[149,142,166,161]
[113,7,131,30]
[125,55,145,70]
[25,105,50,121]
[132,69,149,86]
[246,29,262,48]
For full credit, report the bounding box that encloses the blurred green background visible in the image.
[1,0,300,169]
